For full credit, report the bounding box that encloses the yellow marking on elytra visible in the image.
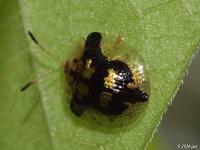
[127,63,145,86]
[132,68,145,84]
[104,69,119,89]
[127,82,138,89]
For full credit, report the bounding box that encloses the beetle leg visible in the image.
[112,35,124,49]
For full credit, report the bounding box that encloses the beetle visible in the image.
[21,31,149,121]
[65,32,149,117]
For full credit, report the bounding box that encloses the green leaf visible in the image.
[0,0,200,150]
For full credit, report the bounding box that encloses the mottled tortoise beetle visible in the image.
[20,30,150,127]
[65,32,150,123]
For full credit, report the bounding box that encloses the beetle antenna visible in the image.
[28,31,61,63]
[20,79,37,92]
[20,65,63,92]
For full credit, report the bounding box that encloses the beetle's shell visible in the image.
[66,32,150,127]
